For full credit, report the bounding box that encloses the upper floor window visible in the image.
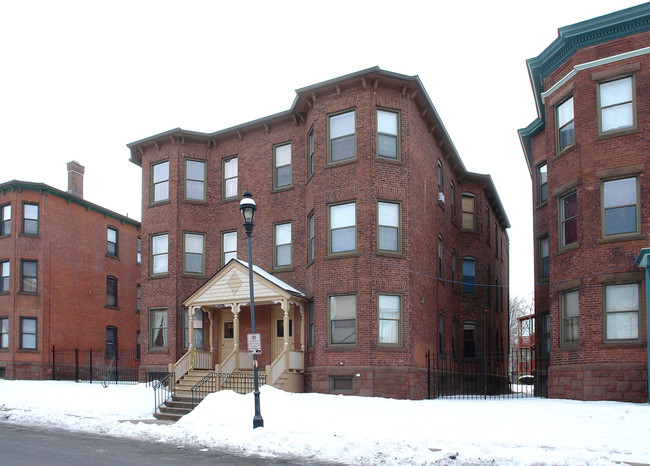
[378,294,401,345]
[378,201,400,253]
[599,76,635,134]
[0,204,10,236]
[21,260,37,293]
[308,213,315,264]
[539,236,549,280]
[274,223,292,268]
[106,276,118,307]
[328,110,355,163]
[486,208,490,245]
[106,326,117,358]
[603,177,638,237]
[437,160,443,193]
[185,159,206,201]
[329,202,356,254]
[560,192,577,247]
[20,317,37,350]
[0,317,7,349]
[183,232,205,275]
[107,227,118,257]
[377,109,399,159]
[151,161,169,203]
[223,157,238,200]
[149,308,168,349]
[0,261,9,293]
[137,237,141,264]
[151,233,168,275]
[451,250,457,291]
[329,294,356,345]
[438,235,444,279]
[462,258,476,295]
[222,231,237,265]
[274,142,292,189]
[538,164,547,205]
[461,194,476,230]
[560,289,579,345]
[438,312,445,353]
[23,203,38,235]
[556,96,575,152]
[450,182,456,218]
[605,283,639,342]
[308,129,315,178]
[136,283,141,313]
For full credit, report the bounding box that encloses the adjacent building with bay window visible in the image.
[129,67,510,398]
[0,162,141,379]
[519,4,650,402]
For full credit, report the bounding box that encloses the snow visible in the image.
[1,380,650,465]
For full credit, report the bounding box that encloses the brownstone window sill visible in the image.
[147,348,169,354]
[272,266,295,274]
[600,341,645,349]
[597,127,641,140]
[148,200,170,209]
[553,143,577,160]
[183,199,207,205]
[597,233,645,244]
[221,197,239,205]
[105,306,120,311]
[106,254,120,261]
[148,273,169,280]
[325,252,359,261]
[376,251,405,259]
[377,156,404,165]
[557,344,580,352]
[556,243,580,256]
[324,345,358,351]
[326,158,358,169]
[271,185,294,194]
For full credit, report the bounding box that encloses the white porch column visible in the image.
[294,301,305,351]
[282,299,290,368]
[234,303,241,370]
[188,305,195,350]
[208,309,215,354]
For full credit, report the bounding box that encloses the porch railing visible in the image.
[219,350,236,375]
[289,350,304,370]
[193,350,212,370]
[238,351,254,370]
[190,372,267,408]
[170,349,192,382]
[268,350,303,386]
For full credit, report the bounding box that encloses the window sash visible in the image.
[222,231,237,265]
[183,308,205,349]
[274,143,292,188]
[223,157,238,199]
[600,77,634,132]
[603,177,637,236]
[557,97,575,151]
[0,317,8,349]
[377,110,398,159]
[151,234,169,274]
[463,323,476,357]
[274,223,292,267]
[150,309,168,349]
[185,160,206,201]
[20,317,37,349]
[378,294,400,345]
[461,195,475,230]
[152,161,169,202]
[329,111,355,162]
[1,205,10,236]
[107,228,118,256]
[605,284,639,340]
[330,203,356,253]
[561,193,577,246]
[330,295,356,344]
[308,214,315,262]
[21,261,37,293]
[462,259,476,294]
[23,204,38,235]
[106,277,117,307]
[0,261,9,293]
[561,290,579,344]
[540,237,549,279]
[184,233,204,274]
[538,164,548,204]
[308,130,314,176]
[378,202,399,252]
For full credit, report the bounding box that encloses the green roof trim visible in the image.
[519,3,650,172]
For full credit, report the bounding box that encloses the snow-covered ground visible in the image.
[1,380,649,465]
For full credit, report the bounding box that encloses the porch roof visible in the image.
[183,259,307,309]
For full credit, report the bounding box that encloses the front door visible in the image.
[272,306,294,361]
[219,309,235,362]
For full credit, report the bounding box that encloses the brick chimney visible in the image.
[67,160,85,198]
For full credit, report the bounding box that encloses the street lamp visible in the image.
[239,190,264,428]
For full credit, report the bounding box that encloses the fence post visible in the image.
[52,346,55,380]
[426,350,430,399]
[74,348,79,382]
[89,348,93,384]
[115,350,119,384]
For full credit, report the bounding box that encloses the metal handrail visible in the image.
[148,372,174,413]
[190,371,267,408]
[191,372,218,408]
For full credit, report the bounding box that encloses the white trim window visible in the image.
[378,294,400,345]
[329,294,356,345]
[378,201,400,252]
[222,231,237,265]
[328,110,355,163]
[274,143,292,189]
[329,202,356,254]
[605,283,639,341]
[151,234,169,275]
[599,76,634,133]
[152,161,169,203]
[603,177,637,236]
[556,97,574,151]
[223,157,238,199]
[274,223,292,267]
[377,109,399,159]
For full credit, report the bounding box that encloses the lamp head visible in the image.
[239,190,257,225]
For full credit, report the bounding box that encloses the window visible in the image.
[539,236,549,280]
[149,308,168,349]
[437,161,444,195]
[538,164,548,205]
[136,284,141,313]
[107,227,118,257]
[106,326,117,358]
[222,231,237,265]
[308,129,315,178]
[223,157,238,199]
[486,208,490,245]
[23,203,38,235]
[560,192,577,247]
[377,109,399,159]
[21,260,37,293]
[450,182,456,218]
[599,76,634,133]
[328,110,355,163]
[451,250,457,291]
[605,283,639,341]
[136,330,141,360]
[308,300,314,349]
[0,317,7,349]
[438,312,444,353]
[185,159,206,201]
[106,276,118,307]
[378,294,401,345]
[274,223,292,268]
[487,266,491,305]
[556,97,575,151]
[183,232,205,275]
[274,142,292,189]
[461,194,476,230]
[438,236,444,279]
[0,261,8,293]
[0,204,10,236]
[462,258,476,294]
[378,201,400,252]
[603,177,638,237]
[151,161,169,203]
[329,294,356,345]
[137,237,141,264]
[151,233,168,275]
[463,322,477,358]
[20,317,37,350]
[560,290,579,345]
[451,318,457,358]
[330,376,354,393]
[329,202,356,254]
[308,213,315,263]
[183,308,205,350]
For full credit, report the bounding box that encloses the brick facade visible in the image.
[129,67,510,399]
[0,174,141,380]
[520,5,650,402]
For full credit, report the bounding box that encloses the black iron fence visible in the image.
[52,346,140,385]
[191,372,267,408]
[147,371,174,413]
[427,348,549,399]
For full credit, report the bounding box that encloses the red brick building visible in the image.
[0,162,142,379]
[519,4,650,402]
[128,68,510,398]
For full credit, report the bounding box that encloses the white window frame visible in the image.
[223,156,238,200]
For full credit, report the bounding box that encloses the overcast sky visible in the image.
[1,1,644,300]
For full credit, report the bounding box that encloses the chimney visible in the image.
[67,160,85,198]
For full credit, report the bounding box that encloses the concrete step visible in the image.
[153,411,183,422]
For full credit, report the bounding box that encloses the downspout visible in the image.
[635,248,650,404]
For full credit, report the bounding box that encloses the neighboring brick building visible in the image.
[519,4,650,402]
[128,67,510,399]
[0,162,141,379]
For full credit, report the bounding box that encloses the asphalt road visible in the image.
[0,423,327,466]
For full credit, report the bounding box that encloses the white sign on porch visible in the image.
[247,333,262,354]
